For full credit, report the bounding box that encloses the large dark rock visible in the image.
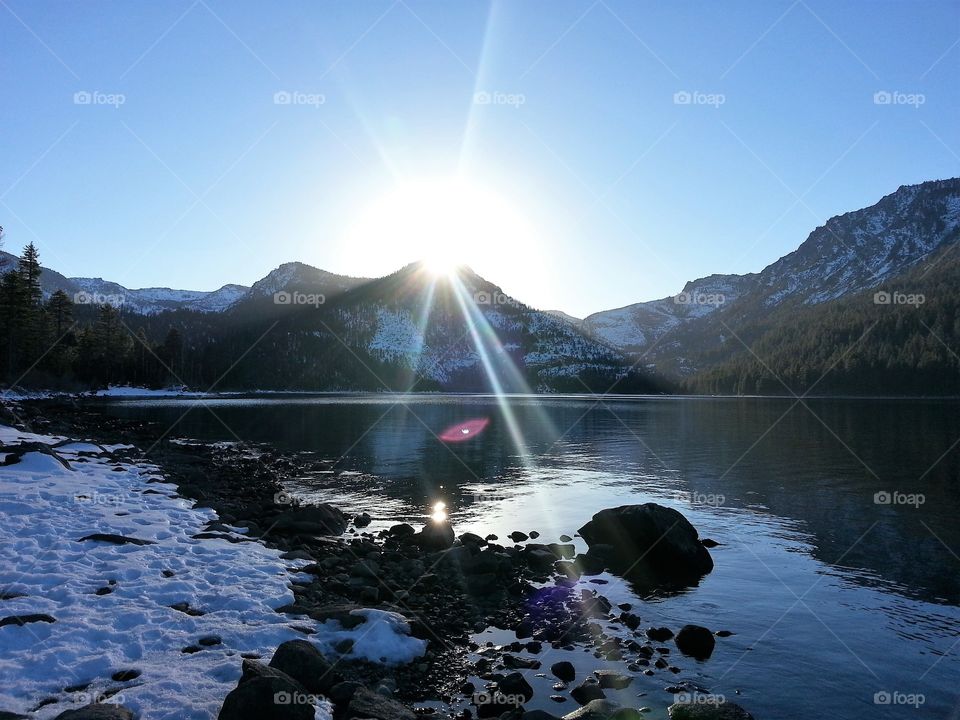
[53,705,134,720]
[570,679,606,705]
[414,520,456,550]
[578,504,713,583]
[0,614,55,627]
[551,660,576,682]
[674,625,716,660]
[272,504,347,536]
[269,639,339,693]
[218,673,315,720]
[667,700,754,719]
[347,687,416,720]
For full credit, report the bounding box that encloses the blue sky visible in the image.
[2,0,958,317]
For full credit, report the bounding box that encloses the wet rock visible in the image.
[198,635,222,646]
[551,661,576,682]
[510,531,529,542]
[354,512,372,527]
[52,706,134,720]
[570,680,606,705]
[646,627,674,642]
[272,504,347,536]
[269,639,339,693]
[714,630,734,638]
[498,672,535,702]
[348,687,417,720]
[578,504,713,583]
[390,523,417,538]
[701,539,720,548]
[594,671,633,690]
[503,654,541,670]
[667,700,754,719]
[562,699,620,720]
[675,625,715,660]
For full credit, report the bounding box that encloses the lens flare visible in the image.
[430,501,448,522]
[439,417,490,443]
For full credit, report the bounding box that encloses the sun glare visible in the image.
[344,177,538,279]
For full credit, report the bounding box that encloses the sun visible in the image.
[343,177,537,279]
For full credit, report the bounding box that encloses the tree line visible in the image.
[0,238,185,390]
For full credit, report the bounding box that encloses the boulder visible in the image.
[667,700,754,719]
[347,687,416,720]
[562,699,621,720]
[218,674,314,720]
[414,520,456,550]
[570,679,606,705]
[551,660,576,682]
[674,625,716,660]
[578,504,713,583]
[272,504,347,536]
[269,639,339,693]
[594,671,633,689]
[52,706,134,720]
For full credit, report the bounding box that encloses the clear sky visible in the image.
[2,0,958,317]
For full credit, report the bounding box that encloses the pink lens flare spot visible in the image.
[439,417,490,443]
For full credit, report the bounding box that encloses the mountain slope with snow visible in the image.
[583,178,960,374]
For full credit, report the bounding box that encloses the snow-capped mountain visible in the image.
[583,178,960,370]
[0,253,368,316]
[244,262,659,393]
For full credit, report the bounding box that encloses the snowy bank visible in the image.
[0,425,424,719]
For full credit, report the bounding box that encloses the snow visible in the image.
[0,424,424,719]
[313,609,427,665]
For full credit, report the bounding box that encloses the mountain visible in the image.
[205,262,661,393]
[0,252,369,316]
[583,178,960,377]
[245,261,369,300]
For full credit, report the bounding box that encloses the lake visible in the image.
[99,394,960,719]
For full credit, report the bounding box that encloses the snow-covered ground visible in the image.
[0,424,424,719]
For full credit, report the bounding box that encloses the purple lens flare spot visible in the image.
[439,417,490,443]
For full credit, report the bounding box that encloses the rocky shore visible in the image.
[2,398,757,720]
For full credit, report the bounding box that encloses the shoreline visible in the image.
[2,397,755,720]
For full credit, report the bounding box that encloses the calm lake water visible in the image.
[99,395,960,719]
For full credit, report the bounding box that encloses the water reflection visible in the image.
[99,395,960,605]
